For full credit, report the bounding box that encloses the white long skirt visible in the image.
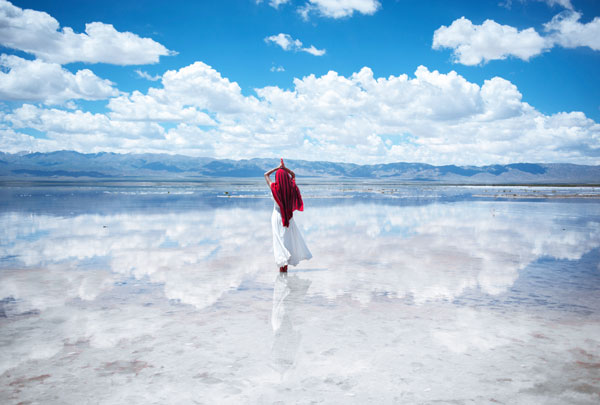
[271,203,312,268]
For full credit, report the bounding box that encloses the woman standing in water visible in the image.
[264,159,312,272]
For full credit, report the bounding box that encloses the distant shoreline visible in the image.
[1,179,599,188]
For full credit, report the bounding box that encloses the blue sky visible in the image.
[0,0,599,165]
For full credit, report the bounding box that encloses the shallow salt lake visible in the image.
[1,182,599,404]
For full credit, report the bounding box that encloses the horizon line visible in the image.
[1,149,597,168]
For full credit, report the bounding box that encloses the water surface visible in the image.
[1,182,599,404]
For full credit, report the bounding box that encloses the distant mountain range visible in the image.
[0,151,598,184]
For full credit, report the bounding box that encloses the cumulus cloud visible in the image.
[136,61,253,114]
[0,128,59,153]
[7,104,165,138]
[433,12,600,65]
[2,63,599,164]
[432,17,549,65]
[265,33,326,56]
[0,54,118,104]
[299,0,380,19]
[108,91,217,124]
[4,104,168,153]
[0,0,174,65]
[544,11,600,51]
[271,65,285,72]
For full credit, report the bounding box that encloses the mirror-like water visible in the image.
[1,183,599,404]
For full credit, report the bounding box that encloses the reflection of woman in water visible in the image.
[264,159,312,272]
[271,272,311,375]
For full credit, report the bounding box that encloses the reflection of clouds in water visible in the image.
[1,198,599,402]
[0,208,277,372]
[299,202,600,303]
[431,307,532,353]
[1,201,599,312]
[106,208,274,309]
[0,264,115,313]
[1,209,274,310]
[1,304,146,374]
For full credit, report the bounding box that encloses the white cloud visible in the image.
[5,104,168,152]
[135,69,161,81]
[0,0,174,65]
[271,65,285,72]
[432,17,549,65]
[544,11,600,51]
[302,44,327,56]
[268,0,291,8]
[258,0,380,19]
[0,128,57,153]
[255,0,291,7]
[152,61,255,114]
[299,0,380,19]
[265,33,302,51]
[0,54,118,104]
[543,0,573,9]
[2,63,599,165]
[433,12,600,65]
[108,91,217,124]
[265,33,326,56]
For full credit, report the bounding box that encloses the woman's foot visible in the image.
[279,265,288,272]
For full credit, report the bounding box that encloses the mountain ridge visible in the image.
[0,151,598,184]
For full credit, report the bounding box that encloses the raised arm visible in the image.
[264,165,280,186]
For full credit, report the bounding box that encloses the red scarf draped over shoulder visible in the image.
[270,169,304,227]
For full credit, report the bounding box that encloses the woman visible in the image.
[264,159,312,272]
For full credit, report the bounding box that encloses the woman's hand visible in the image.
[278,158,294,178]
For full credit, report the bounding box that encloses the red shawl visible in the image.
[271,169,304,227]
